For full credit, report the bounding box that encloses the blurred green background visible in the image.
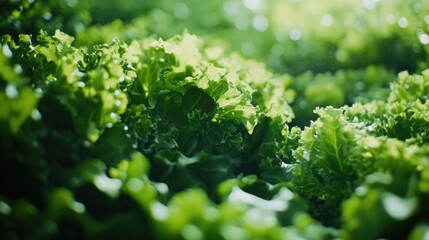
[3,0,429,74]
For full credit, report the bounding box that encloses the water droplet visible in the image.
[123,125,129,131]
[425,16,429,24]
[127,178,144,192]
[115,100,121,106]
[65,0,78,7]
[151,201,169,221]
[289,28,302,41]
[223,2,240,16]
[355,186,367,196]
[72,201,85,213]
[75,81,85,88]
[398,17,408,28]
[174,3,189,19]
[114,90,120,96]
[275,31,288,42]
[244,0,263,11]
[281,162,293,169]
[270,44,284,56]
[234,17,250,31]
[43,12,52,20]
[14,64,22,74]
[74,22,85,32]
[119,76,125,82]
[110,112,118,119]
[203,206,219,221]
[94,175,122,198]
[419,33,429,45]
[382,193,417,220]
[106,123,113,128]
[35,88,43,95]
[385,14,396,25]
[303,150,310,160]
[155,182,168,194]
[320,14,333,27]
[83,140,92,147]
[241,42,255,55]
[0,201,11,215]
[2,44,12,58]
[363,0,380,10]
[252,15,269,32]
[73,69,84,77]
[31,109,42,121]
[5,85,18,99]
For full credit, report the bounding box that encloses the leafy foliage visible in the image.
[2,1,429,239]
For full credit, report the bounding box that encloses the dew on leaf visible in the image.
[289,28,302,41]
[398,17,408,28]
[150,201,169,221]
[71,201,85,214]
[419,33,429,45]
[320,14,333,27]
[203,206,219,221]
[0,201,11,215]
[43,12,52,20]
[234,17,250,31]
[6,85,19,99]
[275,31,288,42]
[174,3,190,20]
[65,0,78,7]
[126,178,144,192]
[110,112,118,119]
[31,109,42,121]
[223,2,240,16]
[383,193,417,220]
[270,44,284,56]
[94,175,122,198]
[252,15,269,32]
[14,64,22,74]
[2,44,12,58]
[244,0,263,11]
[363,0,380,10]
[74,81,85,87]
[241,42,255,55]
[385,14,396,25]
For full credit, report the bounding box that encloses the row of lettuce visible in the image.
[1,29,429,239]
